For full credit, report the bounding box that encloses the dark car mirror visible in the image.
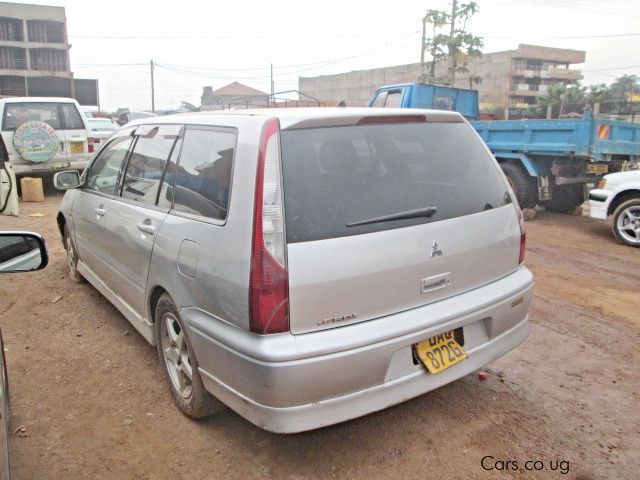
[53,171,81,190]
[0,232,48,273]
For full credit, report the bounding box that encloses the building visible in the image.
[200,82,270,110]
[299,44,586,118]
[0,1,98,104]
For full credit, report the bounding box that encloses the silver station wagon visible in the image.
[55,108,534,433]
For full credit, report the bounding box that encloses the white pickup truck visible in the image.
[589,170,640,247]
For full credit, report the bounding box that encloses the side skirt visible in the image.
[77,261,155,345]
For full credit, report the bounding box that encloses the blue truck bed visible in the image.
[369,82,640,210]
[471,115,640,162]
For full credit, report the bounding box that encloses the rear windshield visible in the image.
[280,121,510,243]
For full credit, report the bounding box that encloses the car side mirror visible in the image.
[53,170,81,190]
[0,232,48,272]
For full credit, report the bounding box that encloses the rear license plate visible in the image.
[587,164,608,174]
[415,330,467,374]
[70,141,84,154]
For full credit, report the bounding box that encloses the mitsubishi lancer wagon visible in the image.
[54,108,534,433]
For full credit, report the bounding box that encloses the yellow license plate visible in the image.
[415,331,467,374]
[70,141,84,154]
[587,164,608,174]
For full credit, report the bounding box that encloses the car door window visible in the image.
[121,126,179,206]
[170,127,236,221]
[84,136,133,195]
[384,91,402,108]
[60,103,85,129]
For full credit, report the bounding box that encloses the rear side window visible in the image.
[2,103,61,130]
[170,127,236,221]
[60,103,85,129]
[384,91,402,107]
[121,128,177,205]
[280,122,510,243]
[84,136,134,195]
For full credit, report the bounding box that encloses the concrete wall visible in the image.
[298,46,582,112]
[299,63,421,106]
[0,1,66,22]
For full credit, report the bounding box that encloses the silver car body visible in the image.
[58,108,533,433]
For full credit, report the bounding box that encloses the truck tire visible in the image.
[500,162,537,209]
[544,185,584,213]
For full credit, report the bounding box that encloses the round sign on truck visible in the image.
[12,121,60,163]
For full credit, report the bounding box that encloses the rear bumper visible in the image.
[183,266,534,433]
[12,160,89,175]
[588,189,611,220]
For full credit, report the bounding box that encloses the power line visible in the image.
[68,31,417,40]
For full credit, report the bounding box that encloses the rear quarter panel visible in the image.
[145,116,266,328]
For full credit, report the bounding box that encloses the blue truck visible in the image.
[369,83,640,211]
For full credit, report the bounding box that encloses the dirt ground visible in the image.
[0,194,638,480]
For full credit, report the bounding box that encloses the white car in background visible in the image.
[589,170,640,247]
[87,117,119,147]
[0,97,93,176]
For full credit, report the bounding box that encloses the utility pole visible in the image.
[448,0,458,86]
[419,17,426,83]
[270,63,274,106]
[150,59,155,113]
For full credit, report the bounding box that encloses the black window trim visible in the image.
[166,123,239,227]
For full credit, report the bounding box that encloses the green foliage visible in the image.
[421,2,483,85]
[528,75,640,118]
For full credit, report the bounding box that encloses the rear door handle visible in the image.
[137,223,156,235]
[94,207,106,217]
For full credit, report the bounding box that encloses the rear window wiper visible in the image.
[346,206,437,227]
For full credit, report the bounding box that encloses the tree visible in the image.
[420,2,483,85]
[528,82,586,118]
[420,9,449,83]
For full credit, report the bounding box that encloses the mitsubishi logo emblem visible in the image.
[431,241,443,258]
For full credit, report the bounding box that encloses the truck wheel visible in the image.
[500,162,537,209]
[612,198,640,247]
[545,185,584,213]
[155,293,226,419]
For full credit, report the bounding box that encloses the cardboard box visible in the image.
[20,177,44,202]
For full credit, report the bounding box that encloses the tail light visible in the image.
[249,118,289,334]
[507,187,526,264]
[88,137,96,153]
[516,203,526,264]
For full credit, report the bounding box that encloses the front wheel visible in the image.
[155,293,225,418]
[612,198,640,247]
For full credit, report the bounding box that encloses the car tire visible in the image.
[544,185,585,213]
[64,225,85,283]
[612,198,640,248]
[500,162,537,209]
[155,293,225,419]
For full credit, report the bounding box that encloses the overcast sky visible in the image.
[10,0,640,111]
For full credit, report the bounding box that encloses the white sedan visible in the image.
[589,170,640,247]
[87,117,119,146]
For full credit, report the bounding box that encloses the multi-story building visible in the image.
[0,1,77,99]
[299,44,586,118]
